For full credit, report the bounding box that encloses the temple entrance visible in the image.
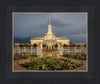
[47,40,53,50]
[48,42,52,50]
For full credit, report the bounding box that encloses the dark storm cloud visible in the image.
[14,13,87,43]
[51,18,74,27]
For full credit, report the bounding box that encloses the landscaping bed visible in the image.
[14,52,37,60]
[23,56,83,70]
[63,54,86,60]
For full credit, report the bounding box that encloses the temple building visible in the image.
[30,18,70,49]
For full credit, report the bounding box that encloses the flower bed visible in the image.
[14,52,37,60]
[23,56,83,70]
[63,54,86,60]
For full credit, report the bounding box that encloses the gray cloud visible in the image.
[14,13,87,43]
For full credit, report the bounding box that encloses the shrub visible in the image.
[55,44,58,48]
[63,44,67,47]
[42,44,46,47]
[28,44,31,47]
[14,52,37,60]
[14,55,18,60]
[76,45,81,47]
[19,43,23,47]
[23,43,29,47]
[33,44,37,47]
[69,44,76,47]
[64,54,86,60]
[84,44,86,47]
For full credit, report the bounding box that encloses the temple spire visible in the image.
[49,17,51,24]
[48,17,52,34]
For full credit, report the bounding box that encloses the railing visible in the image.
[13,47,87,56]
[63,47,87,54]
[13,47,37,55]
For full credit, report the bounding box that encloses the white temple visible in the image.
[30,18,70,50]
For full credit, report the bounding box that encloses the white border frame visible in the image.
[12,12,88,72]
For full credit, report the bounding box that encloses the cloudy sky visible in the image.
[14,13,87,43]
